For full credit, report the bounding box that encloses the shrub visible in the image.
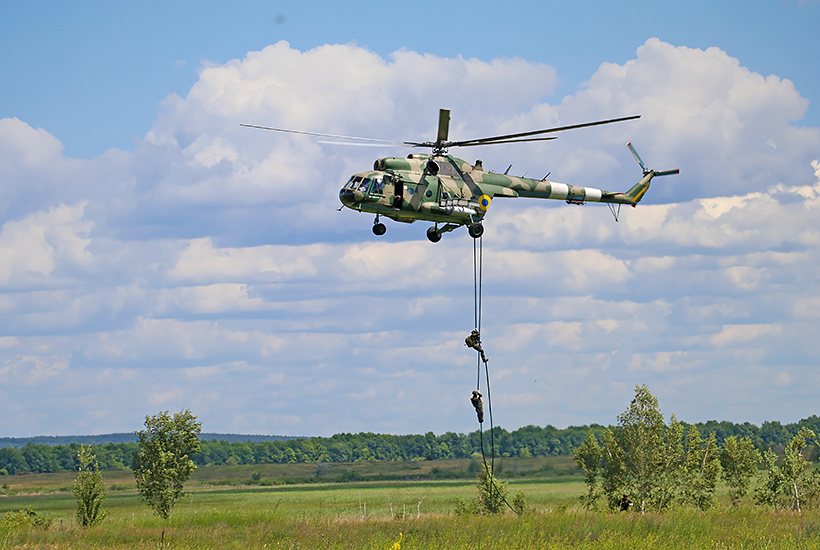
[1,507,52,531]
[73,445,107,527]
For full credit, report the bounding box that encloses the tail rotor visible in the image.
[619,142,679,208]
[627,142,679,178]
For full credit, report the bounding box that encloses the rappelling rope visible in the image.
[473,234,482,332]
[471,235,518,515]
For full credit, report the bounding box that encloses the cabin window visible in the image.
[370,177,384,194]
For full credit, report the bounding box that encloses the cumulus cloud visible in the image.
[1,39,819,436]
[553,39,818,200]
[0,203,93,286]
[169,238,331,283]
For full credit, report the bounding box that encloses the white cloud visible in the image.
[628,351,690,374]
[0,118,64,170]
[709,323,784,347]
[160,283,270,314]
[0,354,70,385]
[169,238,330,282]
[0,203,93,286]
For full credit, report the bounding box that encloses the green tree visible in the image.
[132,409,202,519]
[0,447,28,474]
[20,443,57,473]
[755,428,816,511]
[679,426,721,510]
[755,449,785,510]
[653,416,684,512]
[600,427,627,509]
[73,445,107,526]
[573,429,602,509]
[780,427,816,512]
[720,435,760,506]
[616,384,667,513]
[597,385,694,513]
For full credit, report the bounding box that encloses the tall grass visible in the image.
[3,464,820,549]
[5,507,820,549]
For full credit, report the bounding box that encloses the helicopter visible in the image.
[242,110,678,242]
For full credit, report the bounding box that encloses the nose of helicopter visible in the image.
[339,187,363,207]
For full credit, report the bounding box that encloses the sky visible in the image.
[1,0,819,438]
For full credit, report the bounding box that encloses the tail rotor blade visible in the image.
[627,142,647,172]
[654,169,680,177]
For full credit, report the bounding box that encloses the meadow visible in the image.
[2,457,819,549]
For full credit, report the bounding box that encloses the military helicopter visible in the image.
[242,110,678,242]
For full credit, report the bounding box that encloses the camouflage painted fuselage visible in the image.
[338,153,652,225]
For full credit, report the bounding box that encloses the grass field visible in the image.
[2,458,820,549]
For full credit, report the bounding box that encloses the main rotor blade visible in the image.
[436,109,450,144]
[447,115,641,148]
[240,124,414,146]
[455,136,557,146]
[317,141,407,148]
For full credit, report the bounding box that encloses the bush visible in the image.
[74,445,107,527]
[1,507,52,531]
[454,467,521,515]
[454,496,478,516]
[512,491,527,515]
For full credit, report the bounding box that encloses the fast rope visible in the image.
[466,235,518,515]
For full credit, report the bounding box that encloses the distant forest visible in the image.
[1,417,819,475]
[0,432,295,449]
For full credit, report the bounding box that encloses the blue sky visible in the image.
[3,0,818,158]
[1,1,819,437]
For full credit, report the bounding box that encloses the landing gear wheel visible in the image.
[468,223,484,239]
[426,226,442,243]
[373,223,386,236]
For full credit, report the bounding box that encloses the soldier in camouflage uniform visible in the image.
[465,329,488,363]
[470,390,484,423]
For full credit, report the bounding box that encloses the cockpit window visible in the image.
[345,176,363,189]
[357,178,371,192]
[345,176,383,195]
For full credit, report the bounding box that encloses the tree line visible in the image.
[2,413,819,476]
[0,432,295,449]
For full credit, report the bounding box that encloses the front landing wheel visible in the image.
[468,223,484,239]
[373,223,386,236]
